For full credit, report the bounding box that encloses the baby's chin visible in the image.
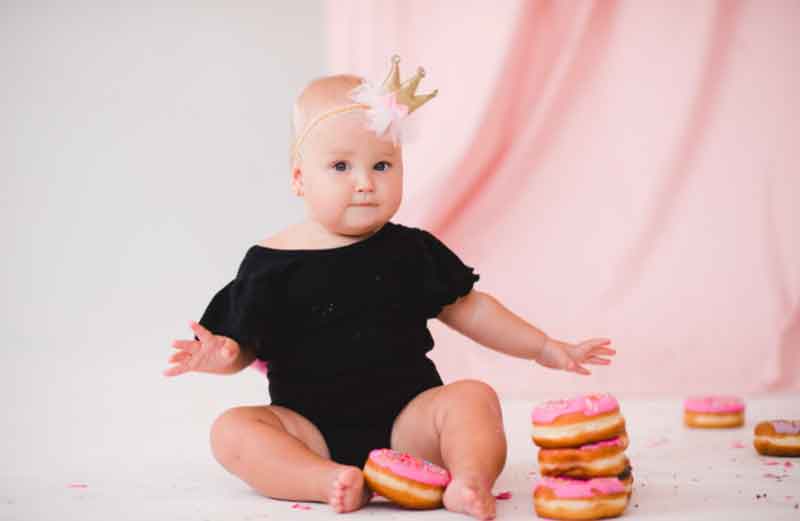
[332,216,392,238]
[337,222,387,238]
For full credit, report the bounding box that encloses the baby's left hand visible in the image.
[537,337,615,375]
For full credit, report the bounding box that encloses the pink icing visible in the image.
[251,359,269,374]
[535,476,626,499]
[368,449,451,486]
[771,420,800,434]
[684,396,744,413]
[531,393,619,424]
[579,436,625,451]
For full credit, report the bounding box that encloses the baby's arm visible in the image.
[437,291,614,375]
[164,321,256,377]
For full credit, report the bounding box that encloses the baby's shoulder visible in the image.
[257,223,305,250]
[236,226,300,278]
[257,233,285,250]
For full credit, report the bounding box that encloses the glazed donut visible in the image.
[532,394,626,449]
[533,474,633,520]
[683,396,745,429]
[754,420,800,457]
[362,449,450,509]
[538,433,630,479]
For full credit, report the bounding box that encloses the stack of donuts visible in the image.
[531,393,633,520]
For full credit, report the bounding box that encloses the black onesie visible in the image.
[198,222,479,467]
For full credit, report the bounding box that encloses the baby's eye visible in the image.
[374,161,391,172]
[332,161,349,172]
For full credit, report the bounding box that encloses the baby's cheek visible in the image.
[313,203,347,228]
[306,190,348,221]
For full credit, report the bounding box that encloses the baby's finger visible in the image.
[582,338,612,349]
[568,360,591,375]
[163,363,189,377]
[587,346,616,357]
[189,321,212,343]
[169,351,191,364]
[172,339,200,352]
[583,356,611,365]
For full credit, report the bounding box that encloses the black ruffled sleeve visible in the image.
[197,257,283,361]
[417,229,480,318]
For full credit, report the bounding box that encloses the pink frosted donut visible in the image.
[534,475,633,520]
[363,449,450,509]
[538,433,631,478]
[684,396,745,428]
[531,394,626,449]
[754,420,800,456]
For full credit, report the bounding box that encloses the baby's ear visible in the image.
[291,166,304,196]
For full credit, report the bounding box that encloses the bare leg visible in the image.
[391,380,506,520]
[210,405,370,513]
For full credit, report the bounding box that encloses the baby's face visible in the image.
[294,112,403,237]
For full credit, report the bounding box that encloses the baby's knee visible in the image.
[209,406,261,467]
[448,379,501,408]
[210,406,285,468]
[210,408,242,465]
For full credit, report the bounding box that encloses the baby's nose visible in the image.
[354,171,375,192]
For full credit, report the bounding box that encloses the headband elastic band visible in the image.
[292,103,369,162]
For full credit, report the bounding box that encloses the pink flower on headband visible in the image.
[380,91,410,124]
[350,82,409,144]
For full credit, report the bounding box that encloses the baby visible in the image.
[165,57,614,520]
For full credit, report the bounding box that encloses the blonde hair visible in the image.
[289,74,365,167]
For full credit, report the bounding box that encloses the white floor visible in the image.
[2,352,799,521]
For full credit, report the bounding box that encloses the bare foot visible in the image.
[328,466,370,513]
[443,477,496,520]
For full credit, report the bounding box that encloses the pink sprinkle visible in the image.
[291,503,311,510]
[646,437,669,448]
[764,473,784,479]
[763,461,781,466]
[67,483,88,488]
[729,441,746,449]
[785,461,794,469]
[494,491,512,500]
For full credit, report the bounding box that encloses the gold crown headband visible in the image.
[292,55,438,161]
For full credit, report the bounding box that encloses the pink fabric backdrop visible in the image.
[324,0,800,396]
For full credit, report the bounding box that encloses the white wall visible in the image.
[1,3,323,470]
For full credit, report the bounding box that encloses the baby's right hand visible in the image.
[163,321,240,377]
